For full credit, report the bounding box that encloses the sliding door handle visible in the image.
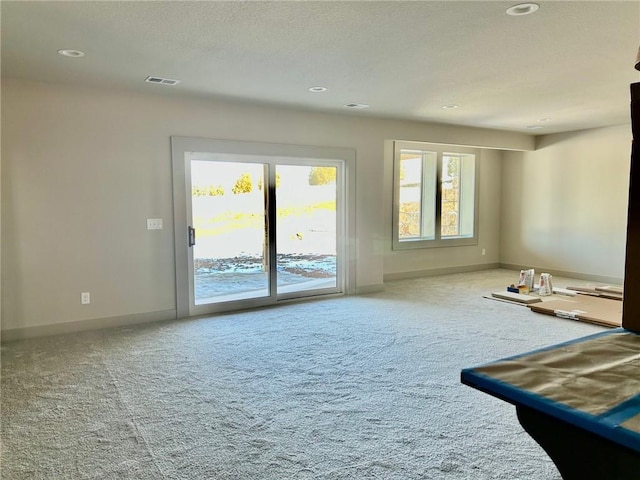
[188,226,196,247]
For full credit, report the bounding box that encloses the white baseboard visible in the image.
[383,263,500,282]
[1,309,177,342]
[499,263,623,285]
[355,284,386,294]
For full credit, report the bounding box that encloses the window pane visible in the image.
[398,151,422,239]
[398,150,436,241]
[458,154,476,237]
[441,154,461,237]
[442,153,475,238]
[421,153,437,239]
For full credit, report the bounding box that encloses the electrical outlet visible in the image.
[81,292,91,304]
[482,249,486,256]
[147,218,163,230]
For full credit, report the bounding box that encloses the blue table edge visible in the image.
[460,328,640,453]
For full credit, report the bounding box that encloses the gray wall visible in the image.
[1,79,532,335]
[500,125,631,283]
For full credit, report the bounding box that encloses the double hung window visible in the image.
[393,141,479,249]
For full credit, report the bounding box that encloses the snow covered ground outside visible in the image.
[191,184,338,300]
[194,254,337,301]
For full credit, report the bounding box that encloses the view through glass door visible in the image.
[275,164,338,296]
[186,153,343,314]
[191,160,270,304]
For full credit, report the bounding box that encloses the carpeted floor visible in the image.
[1,269,606,479]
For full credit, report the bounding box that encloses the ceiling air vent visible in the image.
[145,76,180,86]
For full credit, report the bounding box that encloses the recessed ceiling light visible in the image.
[57,49,85,58]
[506,3,539,16]
[539,118,551,122]
[526,125,543,130]
[309,86,327,93]
[344,103,369,109]
[442,104,459,109]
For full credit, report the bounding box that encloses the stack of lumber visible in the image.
[488,283,624,328]
[566,285,623,301]
[490,291,542,305]
[528,295,622,328]
[528,284,623,328]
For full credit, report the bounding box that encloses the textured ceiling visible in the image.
[2,1,639,134]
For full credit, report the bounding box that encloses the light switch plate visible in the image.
[147,218,163,230]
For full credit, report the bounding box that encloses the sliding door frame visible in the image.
[171,136,357,319]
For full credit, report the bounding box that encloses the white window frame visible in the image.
[392,141,480,250]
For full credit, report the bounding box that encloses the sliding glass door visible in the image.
[172,137,353,318]
[275,164,338,296]
[190,160,270,305]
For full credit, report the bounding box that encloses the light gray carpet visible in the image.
[1,269,606,479]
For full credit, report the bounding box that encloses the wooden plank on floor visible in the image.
[491,291,543,305]
[528,295,622,328]
[567,286,623,301]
